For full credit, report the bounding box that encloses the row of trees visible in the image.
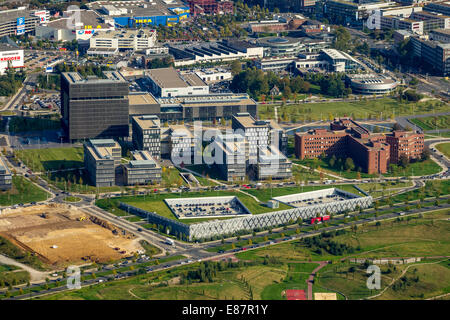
[0,68,26,97]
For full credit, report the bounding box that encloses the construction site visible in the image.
[0,204,143,267]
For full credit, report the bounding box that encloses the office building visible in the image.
[257,37,306,57]
[122,150,161,185]
[0,157,12,190]
[161,125,196,162]
[430,28,450,42]
[345,74,398,95]
[410,37,450,75]
[131,115,161,159]
[424,1,450,16]
[147,67,209,97]
[169,40,264,66]
[255,145,293,180]
[319,49,363,72]
[60,71,129,141]
[0,7,40,38]
[212,133,248,181]
[88,29,157,53]
[232,113,270,162]
[294,118,424,174]
[84,139,121,187]
[268,120,288,156]
[194,68,232,83]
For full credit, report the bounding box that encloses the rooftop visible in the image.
[46,9,112,30]
[233,113,268,128]
[128,92,158,105]
[147,67,206,88]
[91,28,156,39]
[132,114,161,129]
[62,71,127,84]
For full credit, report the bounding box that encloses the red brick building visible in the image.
[294,118,424,174]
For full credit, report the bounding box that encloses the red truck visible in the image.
[310,215,330,224]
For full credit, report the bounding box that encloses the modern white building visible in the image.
[147,67,209,98]
[194,68,232,83]
[132,115,161,159]
[35,9,115,42]
[169,40,264,67]
[89,28,157,52]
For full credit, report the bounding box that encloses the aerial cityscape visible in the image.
[0,0,449,307]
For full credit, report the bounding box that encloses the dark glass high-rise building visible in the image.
[61,71,129,141]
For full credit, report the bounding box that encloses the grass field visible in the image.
[96,190,292,223]
[410,115,450,131]
[32,207,450,300]
[16,147,84,172]
[63,196,81,203]
[436,142,450,159]
[0,176,49,206]
[258,98,448,122]
[294,158,441,179]
[0,263,30,288]
[8,116,61,133]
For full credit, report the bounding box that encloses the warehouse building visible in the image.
[186,0,233,16]
[61,71,129,141]
[131,115,161,159]
[122,150,161,185]
[84,139,122,187]
[87,0,190,27]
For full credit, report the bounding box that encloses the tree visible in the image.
[344,158,355,172]
[231,60,241,76]
[399,154,409,168]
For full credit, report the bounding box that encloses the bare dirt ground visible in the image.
[0,204,142,267]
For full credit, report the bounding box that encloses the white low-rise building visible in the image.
[89,29,157,52]
[0,44,24,75]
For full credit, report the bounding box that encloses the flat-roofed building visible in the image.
[232,113,270,162]
[0,157,12,190]
[84,139,122,187]
[212,133,248,181]
[268,120,288,156]
[385,130,424,164]
[147,67,209,97]
[61,71,129,141]
[123,150,161,185]
[132,115,161,159]
[345,74,398,94]
[256,145,293,180]
[157,93,258,121]
[319,49,363,72]
[89,28,157,52]
[128,92,160,116]
[35,9,114,42]
[161,125,196,163]
[430,28,450,42]
[424,1,450,16]
[0,7,40,38]
[294,118,424,174]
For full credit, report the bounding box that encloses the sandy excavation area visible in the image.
[0,204,143,266]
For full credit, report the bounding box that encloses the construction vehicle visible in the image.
[78,215,87,221]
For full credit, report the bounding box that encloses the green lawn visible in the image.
[8,116,61,133]
[0,176,49,206]
[410,115,450,131]
[16,147,84,172]
[63,196,81,203]
[293,158,375,179]
[436,142,450,159]
[96,190,293,224]
[259,98,449,122]
[245,184,364,203]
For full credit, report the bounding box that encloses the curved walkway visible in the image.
[0,254,49,282]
